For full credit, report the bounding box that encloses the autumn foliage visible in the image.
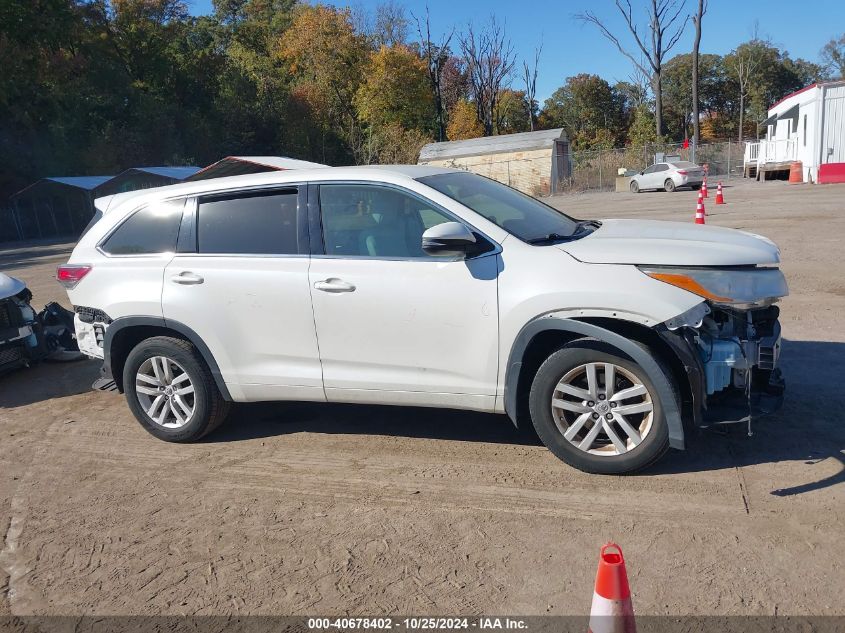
[0,0,838,200]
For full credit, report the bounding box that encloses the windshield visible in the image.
[417,172,579,242]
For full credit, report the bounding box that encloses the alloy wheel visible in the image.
[550,362,654,457]
[135,356,196,428]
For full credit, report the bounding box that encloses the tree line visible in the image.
[1,0,844,200]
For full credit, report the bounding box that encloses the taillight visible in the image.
[57,264,92,289]
[677,169,688,175]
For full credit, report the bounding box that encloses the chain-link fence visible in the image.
[562,140,746,193]
[425,139,747,198]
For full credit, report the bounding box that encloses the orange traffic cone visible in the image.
[695,198,706,224]
[715,182,725,204]
[697,190,707,215]
[588,543,636,633]
[701,178,708,198]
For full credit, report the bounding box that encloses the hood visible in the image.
[0,273,27,300]
[560,219,781,266]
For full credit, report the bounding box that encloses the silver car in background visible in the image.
[629,161,705,193]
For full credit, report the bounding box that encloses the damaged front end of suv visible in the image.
[644,265,788,434]
[0,273,43,374]
[1,273,84,375]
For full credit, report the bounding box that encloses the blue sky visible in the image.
[187,0,843,102]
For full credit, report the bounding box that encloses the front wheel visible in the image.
[123,336,230,442]
[528,340,670,474]
[629,180,640,193]
[664,179,676,192]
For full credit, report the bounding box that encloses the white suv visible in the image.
[59,166,787,474]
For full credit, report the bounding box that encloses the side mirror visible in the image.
[421,222,476,257]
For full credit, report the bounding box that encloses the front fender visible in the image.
[504,316,686,450]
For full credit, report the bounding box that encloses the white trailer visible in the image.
[743,80,845,183]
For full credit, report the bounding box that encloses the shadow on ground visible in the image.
[215,400,542,447]
[0,359,99,408]
[654,340,845,495]
[212,339,845,496]
[4,338,842,496]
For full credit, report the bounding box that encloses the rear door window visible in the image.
[101,199,184,255]
[197,189,300,255]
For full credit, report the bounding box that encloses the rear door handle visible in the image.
[314,278,356,293]
[170,271,204,285]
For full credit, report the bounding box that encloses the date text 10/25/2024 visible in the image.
[307,618,528,630]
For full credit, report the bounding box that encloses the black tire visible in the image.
[123,336,230,442]
[629,180,640,193]
[528,340,671,474]
[664,179,676,192]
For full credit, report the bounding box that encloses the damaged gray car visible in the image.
[0,272,82,374]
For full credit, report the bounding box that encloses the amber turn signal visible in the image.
[645,272,733,303]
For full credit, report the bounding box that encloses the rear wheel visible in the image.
[664,178,676,192]
[629,180,640,193]
[528,340,670,474]
[123,336,230,442]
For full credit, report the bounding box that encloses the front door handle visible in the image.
[170,271,204,285]
[314,278,356,293]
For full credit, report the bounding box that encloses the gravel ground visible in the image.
[0,178,843,617]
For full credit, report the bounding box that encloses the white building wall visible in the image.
[798,102,818,181]
[745,81,845,182]
[821,84,845,166]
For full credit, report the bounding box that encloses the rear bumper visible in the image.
[74,314,106,359]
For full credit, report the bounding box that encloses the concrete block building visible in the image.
[418,129,571,196]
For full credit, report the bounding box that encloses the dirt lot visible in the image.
[1,179,843,617]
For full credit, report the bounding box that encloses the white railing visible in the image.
[744,142,760,165]
[744,139,798,166]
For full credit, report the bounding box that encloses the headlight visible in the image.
[639,266,788,306]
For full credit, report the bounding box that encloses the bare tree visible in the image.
[459,16,517,137]
[522,41,543,131]
[353,1,409,48]
[577,0,690,137]
[618,66,651,109]
[373,1,408,48]
[414,7,454,142]
[691,0,706,146]
[821,34,845,80]
[728,41,763,142]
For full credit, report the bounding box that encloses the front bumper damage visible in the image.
[659,303,785,434]
[0,286,44,374]
[0,285,82,374]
